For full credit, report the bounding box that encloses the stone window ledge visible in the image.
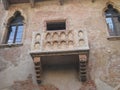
[107,36,120,40]
[0,43,23,48]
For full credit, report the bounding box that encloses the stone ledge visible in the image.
[107,36,120,40]
[30,49,89,57]
[0,43,23,48]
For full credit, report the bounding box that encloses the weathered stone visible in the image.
[0,0,120,90]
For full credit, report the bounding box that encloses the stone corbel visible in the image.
[92,0,95,3]
[2,0,9,10]
[33,57,42,84]
[29,0,35,8]
[79,55,87,62]
[59,0,64,5]
[79,55,87,82]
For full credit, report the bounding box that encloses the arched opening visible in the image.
[6,11,24,44]
[105,4,120,36]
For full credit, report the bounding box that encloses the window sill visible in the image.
[0,43,23,48]
[107,36,120,40]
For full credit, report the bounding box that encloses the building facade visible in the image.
[0,0,120,90]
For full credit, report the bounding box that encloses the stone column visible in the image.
[33,57,42,84]
[79,55,87,82]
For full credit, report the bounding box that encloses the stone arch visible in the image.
[7,11,24,25]
[102,2,120,16]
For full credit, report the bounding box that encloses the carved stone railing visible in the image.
[31,30,89,54]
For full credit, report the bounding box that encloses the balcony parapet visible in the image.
[30,30,89,56]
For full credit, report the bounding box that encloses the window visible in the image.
[46,21,66,31]
[6,11,24,44]
[105,4,120,36]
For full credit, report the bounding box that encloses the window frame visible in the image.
[45,20,67,32]
[5,12,24,44]
[0,11,26,48]
[6,23,24,44]
[105,5,120,38]
[106,15,117,36]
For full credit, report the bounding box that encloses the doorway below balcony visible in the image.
[41,54,81,90]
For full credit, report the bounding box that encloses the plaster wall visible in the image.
[0,0,120,90]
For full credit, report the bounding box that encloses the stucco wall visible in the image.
[0,0,120,90]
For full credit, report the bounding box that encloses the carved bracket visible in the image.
[79,55,87,62]
[59,0,64,5]
[92,0,95,3]
[2,0,9,10]
[29,0,35,8]
[79,55,87,82]
[33,57,42,84]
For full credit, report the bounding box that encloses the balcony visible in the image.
[30,29,89,83]
[30,30,89,56]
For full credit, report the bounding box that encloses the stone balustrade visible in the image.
[31,30,89,53]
